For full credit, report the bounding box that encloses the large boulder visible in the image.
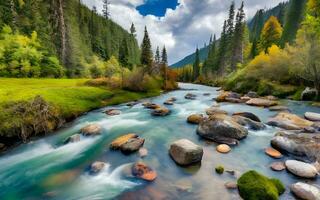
[291,182,320,200]
[120,138,145,154]
[151,107,170,116]
[205,107,228,116]
[232,112,261,122]
[271,132,320,162]
[187,114,205,124]
[169,139,203,166]
[237,170,285,200]
[285,160,318,178]
[301,87,317,101]
[305,112,320,122]
[267,112,314,130]
[132,162,157,181]
[197,115,248,145]
[81,124,102,136]
[110,133,138,149]
[246,98,278,107]
[232,115,266,130]
[64,134,81,144]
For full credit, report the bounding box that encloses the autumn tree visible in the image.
[259,16,283,53]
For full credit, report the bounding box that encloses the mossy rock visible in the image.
[237,170,285,200]
[215,166,224,174]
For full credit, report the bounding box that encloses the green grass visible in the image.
[0,78,160,118]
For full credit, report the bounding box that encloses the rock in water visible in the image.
[269,106,291,112]
[265,147,283,159]
[151,107,170,116]
[132,162,157,181]
[237,170,285,200]
[285,160,318,178]
[205,107,228,115]
[267,112,314,130]
[232,112,261,122]
[105,109,121,116]
[169,139,203,166]
[142,102,160,109]
[185,93,197,100]
[216,144,231,154]
[301,87,317,101]
[64,134,81,144]
[120,138,145,154]
[139,148,148,158]
[246,91,258,98]
[110,133,138,150]
[291,182,320,200]
[197,115,248,144]
[90,161,106,173]
[187,114,204,124]
[270,162,286,171]
[225,182,238,190]
[305,112,320,122]
[232,115,266,130]
[246,98,278,107]
[164,100,174,105]
[81,124,102,136]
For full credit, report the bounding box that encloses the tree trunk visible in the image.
[57,0,67,66]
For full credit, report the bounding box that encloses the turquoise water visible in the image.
[0,83,319,200]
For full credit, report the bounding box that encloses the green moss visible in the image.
[237,170,285,200]
[215,166,224,174]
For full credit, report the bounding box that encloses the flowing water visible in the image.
[1,83,320,200]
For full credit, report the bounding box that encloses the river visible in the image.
[0,83,319,200]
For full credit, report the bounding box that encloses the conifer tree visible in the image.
[161,46,168,88]
[250,9,265,42]
[203,34,217,76]
[140,26,153,72]
[155,46,160,64]
[193,48,200,81]
[102,0,110,20]
[260,16,283,53]
[130,23,136,37]
[216,20,228,74]
[226,1,235,59]
[119,38,129,67]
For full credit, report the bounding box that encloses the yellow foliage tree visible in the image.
[260,16,283,53]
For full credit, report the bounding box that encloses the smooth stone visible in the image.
[164,100,174,105]
[291,182,320,200]
[205,107,228,115]
[265,95,278,101]
[305,112,320,122]
[185,93,197,100]
[232,112,261,122]
[105,109,121,116]
[169,139,203,166]
[216,144,231,154]
[131,162,157,181]
[143,102,161,109]
[265,147,283,159]
[232,115,266,130]
[203,93,210,96]
[225,182,238,190]
[270,162,286,171]
[90,161,106,173]
[110,133,138,150]
[215,91,231,102]
[120,138,145,154]
[267,112,314,130]
[151,107,170,116]
[269,106,291,112]
[64,134,81,144]
[246,98,278,107]
[225,97,246,103]
[167,97,177,102]
[81,124,102,136]
[187,114,204,124]
[139,148,148,158]
[246,91,259,98]
[285,160,318,178]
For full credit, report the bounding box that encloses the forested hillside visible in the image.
[0,0,140,77]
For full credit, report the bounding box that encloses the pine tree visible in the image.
[119,38,129,67]
[216,20,228,74]
[250,38,258,58]
[155,46,160,64]
[193,48,200,81]
[280,0,307,46]
[260,16,283,53]
[130,23,136,37]
[226,1,235,61]
[161,46,168,88]
[203,34,217,76]
[140,26,153,72]
[102,0,110,20]
[250,9,264,41]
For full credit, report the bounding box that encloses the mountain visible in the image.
[0,0,140,77]
[170,1,289,68]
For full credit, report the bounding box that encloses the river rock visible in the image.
[246,91,259,98]
[246,98,278,107]
[81,124,102,136]
[132,162,157,181]
[270,162,286,171]
[225,182,238,190]
[105,109,121,116]
[169,139,203,166]
[285,160,318,178]
[232,112,261,122]
[110,133,138,149]
[216,144,231,153]
[271,132,320,162]
[167,97,177,102]
[291,182,320,200]
[64,134,81,144]
[301,87,317,101]
[185,93,197,100]
[232,115,265,130]
[120,138,145,154]
[90,161,106,173]
[126,101,139,107]
[197,115,248,145]
[267,112,314,130]
[225,97,246,103]
[269,106,291,112]
[151,106,170,116]
[205,107,228,116]
[203,93,211,96]
[143,102,161,109]
[164,100,174,105]
[139,148,148,158]
[265,147,282,159]
[305,112,320,122]
[187,114,205,124]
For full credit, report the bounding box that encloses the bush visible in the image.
[215,166,224,174]
[237,170,285,200]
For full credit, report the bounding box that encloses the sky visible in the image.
[82,0,285,64]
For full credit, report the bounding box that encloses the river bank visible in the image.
[0,78,161,153]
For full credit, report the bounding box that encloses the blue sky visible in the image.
[137,0,179,17]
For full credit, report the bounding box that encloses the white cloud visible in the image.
[82,0,285,64]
